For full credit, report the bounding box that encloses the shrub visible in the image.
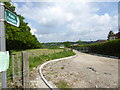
[73,39,120,58]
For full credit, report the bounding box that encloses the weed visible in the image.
[56,80,69,88]
[61,67,64,69]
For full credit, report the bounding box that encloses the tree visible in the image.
[76,40,83,45]
[4,2,42,50]
[107,31,114,40]
[116,32,120,39]
[64,41,71,48]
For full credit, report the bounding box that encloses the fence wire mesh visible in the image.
[6,49,64,88]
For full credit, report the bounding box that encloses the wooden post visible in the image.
[17,54,21,77]
[22,51,29,88]
[12,55,15,82]
[43,51,44,56]
[16,54,22,87]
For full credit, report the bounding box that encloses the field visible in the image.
[11,49,64,57]
[29,49,75,69]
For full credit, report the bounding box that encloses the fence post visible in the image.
[22,51,29,88]
[17,54,21,78]
[12,55,15,82]
[16,54,22,87]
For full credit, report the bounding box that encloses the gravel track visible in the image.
[29,66,50,88]
[42,50,118,88]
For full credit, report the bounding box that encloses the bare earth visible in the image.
[42,50,118,88]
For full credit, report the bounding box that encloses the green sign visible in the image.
[0,51,9,72]
[5,9,20,27]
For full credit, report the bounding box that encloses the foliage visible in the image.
[64,41,71,48]
[116,32,120,39]
[89,39,120,58]
[107,30,114,40]
[4,2,42,50]
[73,39,120,58]
[76,40,83,45]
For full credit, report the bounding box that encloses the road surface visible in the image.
[42,50,118,88]
[29,66,50,88]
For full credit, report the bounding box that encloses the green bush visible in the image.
[73,39,120,58]
[90,39,120,58]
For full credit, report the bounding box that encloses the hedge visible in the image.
[73,39,120,58]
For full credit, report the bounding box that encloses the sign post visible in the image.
[5,9,20,27]
[0,2,20,88]
[0,2,7,88]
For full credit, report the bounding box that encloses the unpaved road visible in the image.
[42,50,118,88]
[29,66,50,88]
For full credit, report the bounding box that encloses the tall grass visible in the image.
[29,50,75,69]
[7,49,65,80]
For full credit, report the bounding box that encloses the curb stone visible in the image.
[39,55,77,89]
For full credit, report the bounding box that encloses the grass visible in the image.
[61,67,64,69]
[6,48,75,87]
[56,80,69,88]
[29,49,75,69]
[7,49,65,80]
[10,48,63,57]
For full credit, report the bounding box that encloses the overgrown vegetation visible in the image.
[29,49,75,69]
[73,39,120,58]
[7,49,64,77]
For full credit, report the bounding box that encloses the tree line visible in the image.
[4,2,42,50]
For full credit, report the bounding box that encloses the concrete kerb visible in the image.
[39,55,77,89]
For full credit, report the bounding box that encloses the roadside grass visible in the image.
[29,49,75,69]
[6,48,75,87]
[7,49,65,80]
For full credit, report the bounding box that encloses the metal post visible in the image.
[0,2,7,88]
[118,2,120,88]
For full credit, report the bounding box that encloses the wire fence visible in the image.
[3,49,64,88]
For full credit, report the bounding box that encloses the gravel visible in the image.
[42,50,118,88]
[29,66,50,88]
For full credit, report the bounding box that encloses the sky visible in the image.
[11,1,118,43]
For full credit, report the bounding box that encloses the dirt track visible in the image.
[42,50,118,88]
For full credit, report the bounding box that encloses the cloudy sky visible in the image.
[12,1,118,43]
